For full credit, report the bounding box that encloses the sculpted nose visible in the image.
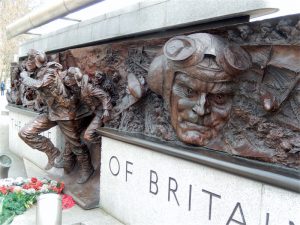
[192,93,208,116]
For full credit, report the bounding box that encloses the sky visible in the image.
[27,0,300,35]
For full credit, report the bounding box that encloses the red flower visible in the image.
[62,194,75,209]
[22,184,32,189]
[31,177,38,183]
[57,182,64,188]
[56,187,63,194]
[33,180,43,190]
[9,186,14,192]
[50,182,65,194]
[36,180,42,186]
[0,186,7,195]
[51,187,59,193]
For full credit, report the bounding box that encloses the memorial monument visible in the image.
[7,7,299,218]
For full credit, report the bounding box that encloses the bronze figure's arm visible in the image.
[20,71,43,88]
[89,84,112,121]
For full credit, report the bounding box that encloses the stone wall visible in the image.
[100,136,300,225]
[8,106,64,170]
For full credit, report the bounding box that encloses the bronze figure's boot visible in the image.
[54,142,76,173]
[76,154,94,184]
[53,150,64,168]
[44,147,60,170]
[63,155,76,174]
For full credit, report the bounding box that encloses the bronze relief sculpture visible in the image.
[62,67,113,143]
[10,14,299,181]
[123,17,298,168]
[18,50,94,184]
[147,33,251,146]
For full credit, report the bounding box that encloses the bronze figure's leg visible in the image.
[18,114,59,170]
[54,141,76,174]
[58,120,94,184]
[76,152,94,184]
[63,141,76,174]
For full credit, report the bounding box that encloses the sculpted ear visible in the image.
[147,55,167,96]
[127,73,143,99]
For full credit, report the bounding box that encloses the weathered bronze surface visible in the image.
[147,33,252,146]
[17,50,96,185]
[11,14,299,183]
[62,67,113,143]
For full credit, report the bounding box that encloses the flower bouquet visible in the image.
[0,177,64,225]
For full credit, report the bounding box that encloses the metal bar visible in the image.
[6,0,102,39]
[25,32,42,36]
[97,127,300,193]
[61,17,82,22]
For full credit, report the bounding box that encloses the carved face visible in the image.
[276,19,292,33]
[170,72,233,146]
[63,72,80,96]
[94,71,105,85]
[260,23,272,37]
[237,25,252,40]
[25,55,37,72]
[63,72,77,88]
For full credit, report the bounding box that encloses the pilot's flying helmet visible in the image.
[147,33,252,106]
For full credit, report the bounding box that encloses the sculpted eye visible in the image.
[173,83,195,98]
[210,94,227,105]
[186,87,194,96]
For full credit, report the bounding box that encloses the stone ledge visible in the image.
[18,0,278,57]
[8,106,64,169]
[6,104,39,117]
[1,110,9,115]
[97,128,300,193]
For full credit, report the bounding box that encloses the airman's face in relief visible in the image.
[25,54,37,72]
[170,70,233,146]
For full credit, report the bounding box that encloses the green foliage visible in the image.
[0,177,64,224]
[0,192,37,224]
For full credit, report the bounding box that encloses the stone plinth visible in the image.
[7,105,64,170]
[100,135,300,225]
[7,105,100,209]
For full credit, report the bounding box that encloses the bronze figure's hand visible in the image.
[20,71,28,79]
[102,109,110,123]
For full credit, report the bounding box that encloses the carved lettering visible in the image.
[125,161,133,182]
[202,189,221,220]
[109,156,120,176]
[47,131,51,138]
[168,177,180,206]
[226,202,247,225]
[149,170,158,195]
[188,184,192,211]
[265,213,269,225]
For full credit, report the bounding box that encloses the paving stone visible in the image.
[11,204,124,225]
